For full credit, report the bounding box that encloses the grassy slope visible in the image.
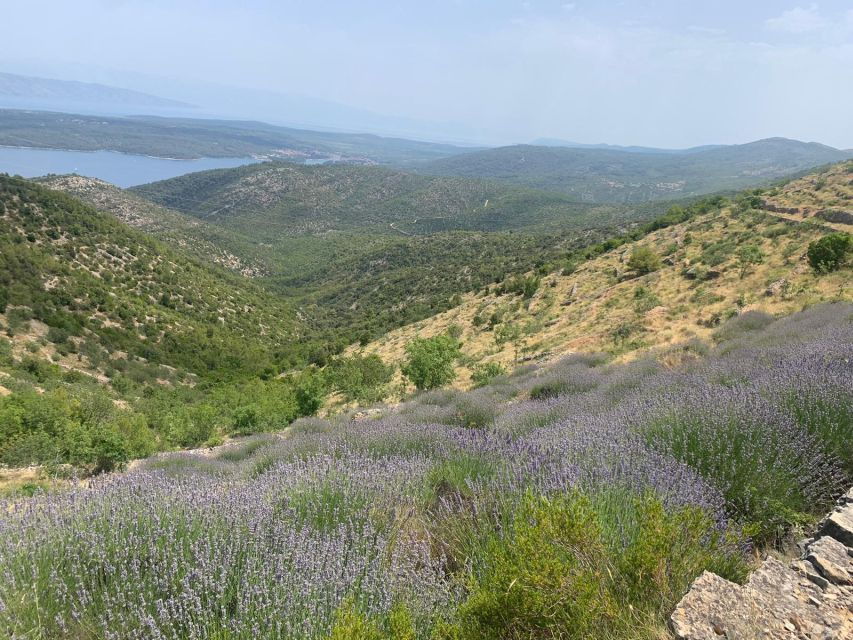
[0,175,302,386]
[420,138,852,203]
[354,163,853,391]
[0,109,471,165]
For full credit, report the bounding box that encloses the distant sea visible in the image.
[0,146,255,187]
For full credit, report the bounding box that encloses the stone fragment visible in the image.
[670,571,743,640]
[794,559,830,589]
[820,504,853,547]
[807,536,853,586]
[765,278,788,297]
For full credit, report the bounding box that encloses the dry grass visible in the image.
[353,197,852,395]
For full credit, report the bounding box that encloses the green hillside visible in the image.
[420,138,852,202]
[37,174,271,278]
[0,175,302,380]
[131,160,641,235]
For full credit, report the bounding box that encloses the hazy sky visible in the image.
[4,1,853,147]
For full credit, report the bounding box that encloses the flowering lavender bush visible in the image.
[1,303,850,639]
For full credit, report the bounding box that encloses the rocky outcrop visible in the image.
[765,279,789,297]
[816,209,853,225]
[671,489,853,639]
[760,200,802,215]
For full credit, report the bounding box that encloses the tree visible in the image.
[627,247,661,275]
[401,334,461,390]
[807,233,852,273]
[736,244,764,279]
[295,376,325,417]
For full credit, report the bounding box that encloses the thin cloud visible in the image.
[765,4,826,33]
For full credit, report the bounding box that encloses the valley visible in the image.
[0,129,851,640]
[3,6,853,638]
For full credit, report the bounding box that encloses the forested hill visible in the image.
[419,137,852,202]
[130,161,643,237]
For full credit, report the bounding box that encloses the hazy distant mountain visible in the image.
[422,138,852,203]
[531,138,725,154]
[0,72,193,111]
[1,64,485,144]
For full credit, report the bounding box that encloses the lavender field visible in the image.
[2,303,851,639]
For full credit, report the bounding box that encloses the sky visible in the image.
[3,1,853,148]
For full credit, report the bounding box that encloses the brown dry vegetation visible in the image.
[353,184,852,393]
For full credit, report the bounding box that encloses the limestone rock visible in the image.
[672,488,853,640]
[820,503,853,547]
[765,279,788,297]
[670,571,744,640]
[807,536,853,586]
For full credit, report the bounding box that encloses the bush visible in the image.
[713,310,774,343]
[166,405,217,448]
[470,362,506,388]
[807,233,852,273]
[90,426,130,474]
[402,334,461,390]
[295,376,325,417]
[233,404,262,435]
[627,246,661,275]
[736,244,764,279]
[445,491,745,640]
[327,602,416,640]
[327,354,394,403]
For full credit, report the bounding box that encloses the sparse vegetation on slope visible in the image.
[131,161,639,235]
[0,176,338,470]
[37,174,270,277]
[124,161,672,345]
[354,164,852,391]
[0,175,300,379]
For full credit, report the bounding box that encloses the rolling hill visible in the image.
[420,138,852,203]
[130,160,643,236]
[36,175,269,278]
[125,161,681,342]
[44,164,638,347]
[352,162,853,392]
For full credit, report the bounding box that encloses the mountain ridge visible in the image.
[420,137,852,203]
[0,72,193,109]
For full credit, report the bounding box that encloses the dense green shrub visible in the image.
[327,354,394,403]
[807,232,851,273]
[627,246,661,275]
[470,362,506,388]
[402,334,461,390]
[295,375,325,417]
[443,491,745,640]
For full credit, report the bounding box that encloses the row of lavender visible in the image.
[1,303,850,638]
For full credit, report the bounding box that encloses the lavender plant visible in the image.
[0,303,850,639]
